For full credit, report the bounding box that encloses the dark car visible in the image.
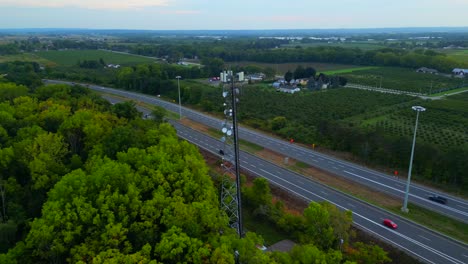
[428,195,448,204]
[383,219,398,229]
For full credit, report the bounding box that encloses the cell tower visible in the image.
[220,70,244,237]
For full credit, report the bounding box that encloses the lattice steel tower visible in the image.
[219,70,244,237]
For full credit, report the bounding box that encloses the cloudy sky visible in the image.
[0,0,467,30]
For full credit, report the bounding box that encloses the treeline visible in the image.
[77,58,106,69]
[0,44,20,55]
[0,61,43,88]
[115,40,467,73]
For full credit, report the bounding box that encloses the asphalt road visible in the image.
[44,80,468,224]
[44,80,468,263]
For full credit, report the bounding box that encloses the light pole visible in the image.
[176,76,182,119]
[401,106,426,213]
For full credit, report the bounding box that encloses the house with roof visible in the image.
[416,67,438,74]
[452,68,468,76]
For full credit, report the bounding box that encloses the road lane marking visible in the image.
[347,203,356,208]
[456,205,468,210]
[419,235,431,241]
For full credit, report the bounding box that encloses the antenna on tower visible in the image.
[219,70,245,237]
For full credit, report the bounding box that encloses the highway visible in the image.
[44,80,468,263]
[44,80,468,224]
[174,122,468,264]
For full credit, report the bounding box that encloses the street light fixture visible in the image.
[401,106,426,213]
[176,76,182,119]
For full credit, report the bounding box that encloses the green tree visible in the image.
[270,116,287,131]
[150,106,167,124]
[111,101,140,120]
[284,70,293,84]
[346,242,391,264]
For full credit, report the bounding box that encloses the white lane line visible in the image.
[347,203,356,208]
[321,191,328,196]
[462,254,468,258]
[339,165,345,168]
[251,164,257,168]
[312,159,319,162]
[419,235,431,241]
[333,166,339,170]
[456,205,468,210]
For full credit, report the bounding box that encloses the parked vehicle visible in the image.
[428,195,448,204]
[383,219,398,229]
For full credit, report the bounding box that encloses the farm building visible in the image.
[452,68,468,76]
[416,67,438,74]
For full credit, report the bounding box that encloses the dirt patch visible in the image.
[180,118,213,134]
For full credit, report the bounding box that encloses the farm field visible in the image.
[441,49,468,64]
[35,49,156,66]
[0,53,54,65]
[339,67,466,94]
[227,61,364,74]
[347,93,468,149]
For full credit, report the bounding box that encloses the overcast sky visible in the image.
[0,0,467,30]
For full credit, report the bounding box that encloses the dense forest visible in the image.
[0,78,392,263]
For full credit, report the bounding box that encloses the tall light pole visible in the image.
[402,106,426,213]
[176,76,182,119]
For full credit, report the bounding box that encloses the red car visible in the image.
[383,219,398,229]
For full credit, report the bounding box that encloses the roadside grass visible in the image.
[0,53,55,66]
[35,49,155,67]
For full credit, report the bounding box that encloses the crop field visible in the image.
[441,49,468,64]
[35,49,156,67]
[227,61,364,74]
[339,67,466,94]
[351,95,468,148]
[0,53,55,65]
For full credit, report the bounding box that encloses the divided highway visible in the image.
[173,122,468,264]
[46,80,468,223]
[44,80,468,263]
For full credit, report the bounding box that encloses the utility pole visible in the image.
[402,106,426,213]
